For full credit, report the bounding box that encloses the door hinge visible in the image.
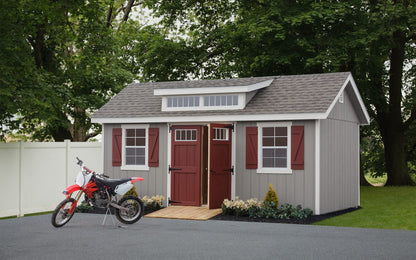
[224,166,234,175]
[226,124,234,132]
[169,165,182,172]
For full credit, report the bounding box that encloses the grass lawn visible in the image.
[314,186,416,230]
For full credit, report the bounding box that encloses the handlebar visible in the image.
[76,157,95,174]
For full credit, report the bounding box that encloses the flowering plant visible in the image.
[221,197,262,216]
[142,195,165,211]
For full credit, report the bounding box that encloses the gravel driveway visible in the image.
[1,213,415,260]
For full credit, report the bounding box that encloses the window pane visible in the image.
[178,97,183,107]
[263,137,274,146]
[183,96,189,107]
[263,148,275,158]
[136,156,145,165]
[263,158,274,168]
[126,148,135,156]
[275,137,287,146]
[227,95,232,105]
[126,129,135,137]
[136,129,145,137]
[215,96,221,106]
[275,127,287,136]
[126,157,135,165]
[136,137,145,146]
[221,96,227,106]
[167,97,173,107]
[210,96,215,106]
[173,97,177,107]
[136,148,145,156]
[275,158,287,168]
[233,95,238,105]
[262,127,274,137]
[275,148,287,157]
[126,137,135,146]
[176,130,181,140]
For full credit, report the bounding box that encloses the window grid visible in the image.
[175,129,197,141]
[213,128,229,141]
[167,96,200,108]
[262,127,288,168]
[125,128,146,166]
[203,95,238,107]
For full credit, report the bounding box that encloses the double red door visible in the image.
[170,124,232,208]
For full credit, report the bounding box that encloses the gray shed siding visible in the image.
[319,88,360,214]
[103,123,168,200]
[234,120,316,212]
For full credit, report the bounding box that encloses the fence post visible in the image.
[65,140,70,188]
[18,141,24,217]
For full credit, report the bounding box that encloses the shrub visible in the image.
[221,197,262,217]
[264,183,279,206]
[142,195,165,211]
[124,186,138,197]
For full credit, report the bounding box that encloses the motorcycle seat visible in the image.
[97,178,132,190]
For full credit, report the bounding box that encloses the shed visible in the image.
[91,72,369,215]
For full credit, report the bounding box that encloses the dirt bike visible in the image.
[51,157,144,227]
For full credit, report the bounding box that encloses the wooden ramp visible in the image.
[144,206,222,221]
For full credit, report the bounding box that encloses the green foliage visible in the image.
[264,183,279,206]
[124,186,139,197]
[75,201,93,213]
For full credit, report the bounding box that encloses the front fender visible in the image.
[63,184,81,197]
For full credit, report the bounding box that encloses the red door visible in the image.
[170,126,201,206]
[209,124,232,209]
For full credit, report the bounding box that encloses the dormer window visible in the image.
[154,79,273,112]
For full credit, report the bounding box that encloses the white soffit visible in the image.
[153,79,274,96]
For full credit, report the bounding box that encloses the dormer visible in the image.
[153,79,274,111]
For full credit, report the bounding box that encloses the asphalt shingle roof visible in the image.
[91,72,352,120]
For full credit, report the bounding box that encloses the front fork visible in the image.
[68,191,83,214]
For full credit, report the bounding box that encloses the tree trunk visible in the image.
[383,128,413,185]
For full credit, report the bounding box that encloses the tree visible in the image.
[1,0,137,141]
[145,0,416,185]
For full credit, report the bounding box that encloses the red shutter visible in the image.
[148,128,159,167]
[112,128,122,167]
[291,126,304,170]
[246,127,258,169]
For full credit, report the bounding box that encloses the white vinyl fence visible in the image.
[0,141,102,218]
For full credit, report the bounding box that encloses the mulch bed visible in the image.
[210,207,361,224]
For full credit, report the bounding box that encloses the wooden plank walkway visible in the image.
[144,206,222,221]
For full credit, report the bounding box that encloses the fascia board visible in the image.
[324,74,370,125]
[91,112,326,124]
[153,79,274,96]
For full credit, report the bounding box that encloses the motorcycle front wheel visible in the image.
[115,195,144,224]
[51,198,76,228]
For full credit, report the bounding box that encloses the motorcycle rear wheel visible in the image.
[51,198,76,228]
[115,195,144,224]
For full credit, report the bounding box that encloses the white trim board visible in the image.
[154,79,274,96]
[91,113,327,124]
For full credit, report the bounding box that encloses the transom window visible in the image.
[213,128,229,141]
[162,94,243,111]
[203,95,238,107]
[175,129,197,141]
[167,96,200,108]
[257,122,291,174]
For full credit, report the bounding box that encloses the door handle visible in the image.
[210,169,216,173]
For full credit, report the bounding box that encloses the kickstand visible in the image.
[102,207,117,227]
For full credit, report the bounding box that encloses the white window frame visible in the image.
[257,122,292,174]
[121,124,149,171]
[161,94,245,111]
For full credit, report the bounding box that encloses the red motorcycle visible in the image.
[51,157,144,227]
